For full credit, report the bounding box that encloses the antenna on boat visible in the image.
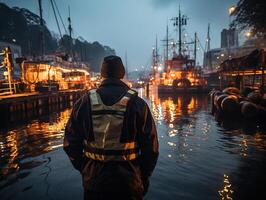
[171,4,187,56]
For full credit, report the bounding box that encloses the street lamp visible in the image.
[228,6,236,16]
[227,6,236,60]
[245,30,253,38]
[228,6,236,26]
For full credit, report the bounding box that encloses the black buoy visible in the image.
[214,94,228,111]
[241,87,254,97]
[221,95,239,113]
[240,101,258,119]
[247,91,262,104]
[223,87,240,95]
[210,90,221,114]
[257,106,266,119]
[260,94,266,107]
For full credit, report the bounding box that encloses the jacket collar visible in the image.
[99,78,130,89]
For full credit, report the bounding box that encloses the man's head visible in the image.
[100,55,125,79]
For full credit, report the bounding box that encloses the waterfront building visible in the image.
[221,28,239,49]
[204,36,266,71]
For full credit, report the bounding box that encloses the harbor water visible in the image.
[1,89,266,200]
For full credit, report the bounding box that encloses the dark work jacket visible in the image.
[63,78,159,196]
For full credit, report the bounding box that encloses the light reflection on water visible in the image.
[218,174,234,200]
[0,109,71,194]
[0,88,266,200]
[145,88,266,200]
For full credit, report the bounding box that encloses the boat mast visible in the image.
[172,5,187,56]
[68,6,73,57]
[156,35,159,65]
[178,5,182,56]
[206,23,212,69]
[38,0,45,57]
[194,32,197,65]
[166,24,169,72]
[68,6,72,39]
[207,23,211,52]
[125,51,128,79]
[152,36,159,77]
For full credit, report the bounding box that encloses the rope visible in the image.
[50,0,62,39]
[53,0,68,35]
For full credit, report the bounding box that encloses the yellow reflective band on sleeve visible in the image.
[118,90,135,106]
[119,96,130,106]
[127,89,136,95]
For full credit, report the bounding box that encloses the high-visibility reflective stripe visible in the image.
[118,96,130,106]
[91,110,125,116]
[85,141,137,149]
[85,151,139,161]
[90,89,99,105]
[127,89,136,95]
[85,146,140,156]
[118,89,136,106]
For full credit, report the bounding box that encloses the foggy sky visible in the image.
[2,0,238,71]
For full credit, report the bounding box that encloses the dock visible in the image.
[0,90,87,128]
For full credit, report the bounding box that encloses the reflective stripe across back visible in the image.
[91,110,125,116]
[84,152,139,162]
[85,146,140,156]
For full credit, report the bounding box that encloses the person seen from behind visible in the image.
[63,55,159,200]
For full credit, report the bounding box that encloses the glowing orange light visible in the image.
[228,6,236,15]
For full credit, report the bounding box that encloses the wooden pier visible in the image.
[0,90,87,128]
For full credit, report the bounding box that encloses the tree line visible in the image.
[232,0,266,38]
[0,3,115,72]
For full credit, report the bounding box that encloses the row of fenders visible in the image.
[210,87,266,120]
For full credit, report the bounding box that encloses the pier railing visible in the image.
[0,82,17,95]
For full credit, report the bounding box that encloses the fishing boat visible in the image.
[21,55,91,92]
[158,53,207,93]
[0,0,92,94]
[153,7,208,94]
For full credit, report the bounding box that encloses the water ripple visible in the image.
[0,109,71,181]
